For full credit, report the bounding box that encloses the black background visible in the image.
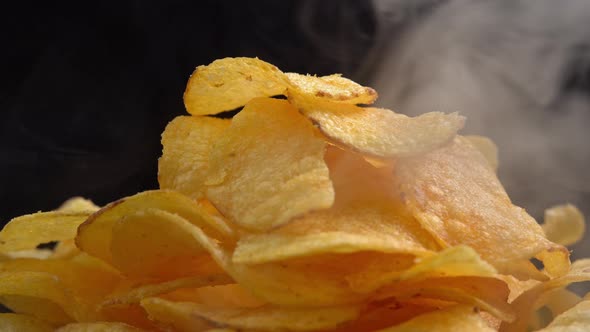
[0,0,378,225]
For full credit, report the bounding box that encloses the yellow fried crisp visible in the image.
[286,72,377,104]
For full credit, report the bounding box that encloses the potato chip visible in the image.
[394,136,569,278]
[348,246,496,294]
[0,313,53,332]
[285,72,377,104]
[375,305,495,332]
[502,259,590,332]
[141,297,359,332]
[536,300,590,332]
[109,208,225,279]
[184,57,289,115]
[542,204,585,247]
[0,271,74,324]
[159,284,266,309]
[2,249,53,260]
[159,116,230,199]
[0,211,90,252]
[206,97,334,231]
[76,190,234,264]
[56,322,145,332]
[57,197,100,213]
[288,92,465,158]
[464,135,499,171]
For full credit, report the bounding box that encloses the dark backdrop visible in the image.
[0,0,377,225]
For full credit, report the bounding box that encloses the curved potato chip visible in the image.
[76,190,234,264]
[501,259,590,332]
[159,116,230,199]
[542,204,585,247]
[141,297,359,332]
[348,246,496,294]
[286,72,377,104]
[184,57,289,115]
[56,322,144,332]
[394,136,569,278]
[109,209,225,279]
[206,97,334,231]
[57,197,100,213]
[375,305,495,332]
[0,313,53,332]
[536,300,590,332]
[289,93,465,158]
[464,135,499,171]
[0,211,90,252]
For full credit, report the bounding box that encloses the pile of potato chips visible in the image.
[1,57,589,331]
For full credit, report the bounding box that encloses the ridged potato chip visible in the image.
[159,116,230,199]
[76,190,234,265]
[289,92,465,158]
[375,305,495,332]
[141,297,359,332]
[394,136,569,278]
[206,97,334,231]
[184,57,289,115]
[0,313,53,332]
[286,72,377,104]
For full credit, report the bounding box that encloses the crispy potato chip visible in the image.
[51,239,80,259]
[542,204,585,246]
[76,190,234,264]
[2,249,53,260]
[502,259,590,332]
[206,97,334,231]
[141,297,359,332]
[99,304,157,330]
[0,211,90,252]
[536,300,590,332]
[348,246,496,294]
[394,136,569,278]
[160,284,266,309]
[0,271,74,324]
[0,313,53,332]
[56,322,145,332]
[159,116,230,199]
[288,92,465,158]
[285,72,377,104]
[373,276,513,322]
[375,305,495,332]
[464,135,499,171]
[109,208,225,279]
[184,57,289,115]
[102,275,234,307]
[57,197,100,213]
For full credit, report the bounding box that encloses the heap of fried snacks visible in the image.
[0,57,588,332]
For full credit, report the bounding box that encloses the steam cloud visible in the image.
[368,0,590,260]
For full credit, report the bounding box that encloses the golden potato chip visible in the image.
[99,304,157,331]
[375,305,495,332]
[542,204,585,246]
[158,116,230,199]
[76,190,234,264]
[160,284,266,309]
[141,297,359,332]
[502,259,590,332]
[348,246,496,294]
[536,300,590,332]
[288,92,465,158]
[55,322,144,332]
[2,249,53,260]
[394,136,569,278]
[464,135,499,171]
[0,271,74,324]
[57,197,100,213]
[0,211,90,252]
[0,313,53,332]
[51,239,80,259]
[373,276,513,322]
[109,208,225,279]
[184,57,289,115]
[206,97,334,231]
[285,72,377,104]
[101,275,234,307]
